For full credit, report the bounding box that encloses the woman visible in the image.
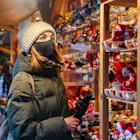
[7,21,79,140]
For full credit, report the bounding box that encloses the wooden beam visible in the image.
[0,46,16,55]
[99,3,110,140]
[136,0,140,139]
[93,69,99,111]
[0,25,17,33]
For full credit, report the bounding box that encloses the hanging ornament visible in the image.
[70,8,85,26]
[71,29,79,44]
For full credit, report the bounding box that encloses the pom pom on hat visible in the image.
[17,21,56,53]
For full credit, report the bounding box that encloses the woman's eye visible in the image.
[39,35,46,40]
[37,33,54,42]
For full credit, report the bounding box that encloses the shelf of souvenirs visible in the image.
[57,41,99,53]
[104,89,137,104]
[106,97,136,105]
[101,8,138,52]
[108,109,137,139]
[102,39,137,52]
[62,66,97,87]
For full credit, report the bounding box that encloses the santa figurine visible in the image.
[121,66,136,91]
[124,123,136,139]
[112,121,126,140]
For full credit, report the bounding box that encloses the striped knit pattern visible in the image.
[17,21,56,53]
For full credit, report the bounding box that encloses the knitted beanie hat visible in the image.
[17,21,56,53]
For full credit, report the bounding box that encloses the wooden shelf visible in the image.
[99,0,138,140]
[106,97,136,105]
[104,46,137,52]
[120,47,137,52]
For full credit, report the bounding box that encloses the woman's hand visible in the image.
[64,116,80,132]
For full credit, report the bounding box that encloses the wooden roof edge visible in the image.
[17,9,39,23]
[0,24,17,33]
[0,8,39,32]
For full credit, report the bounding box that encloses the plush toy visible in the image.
[111,121,126,140]
[112,24,126,41]
[77,120,89,134]
[77,120,90,140]
[114,54,124,83]
[124,123,136,139]
[112,24,134,42]
[104,23,135,51]
[91,126,100,140]
[116,121,126,133]
[121,66,136,91]
[73,95,95,119]
[112,120,137,140]
[122,73,136,91]
[127,115,137,127]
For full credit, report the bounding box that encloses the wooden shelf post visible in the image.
[99,2,110,140]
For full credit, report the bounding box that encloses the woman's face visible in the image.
[36,31,54,43]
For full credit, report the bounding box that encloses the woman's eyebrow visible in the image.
[40,33,46,37]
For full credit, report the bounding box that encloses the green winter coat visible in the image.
[7,53,73,140]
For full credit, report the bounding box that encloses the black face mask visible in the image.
[34,40,57,59]
[34,40,62,70]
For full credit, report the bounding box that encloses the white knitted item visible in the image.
[17,21,56,53]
